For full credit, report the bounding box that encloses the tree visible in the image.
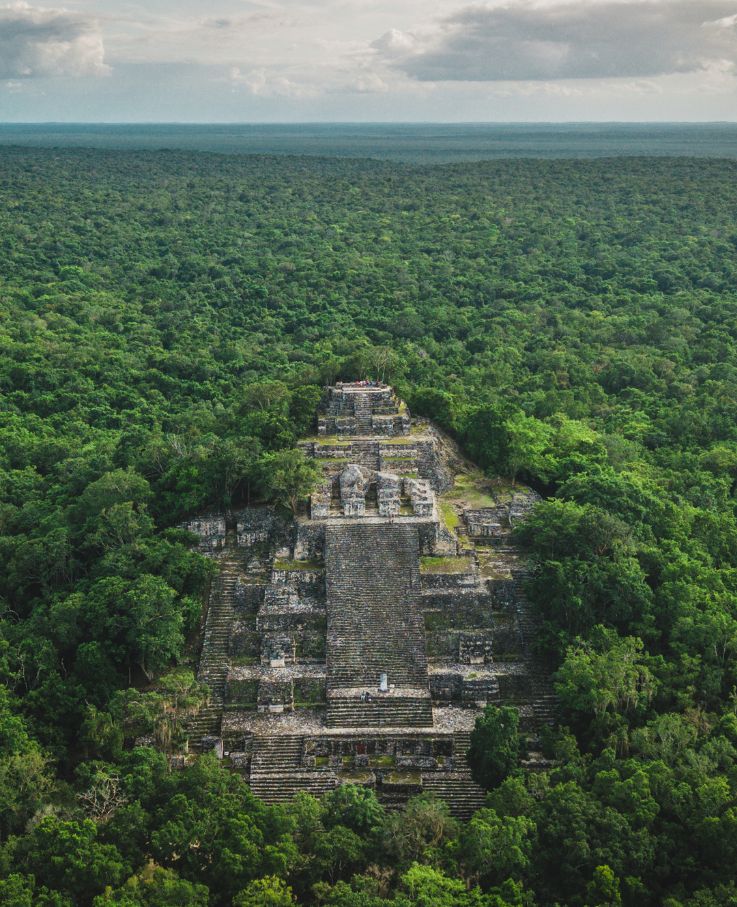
[383,795,458,867]
[0,686,53,838]
[112,670,208,753]
[399,863,487,907]
[505,412,555,483]
[458,405,509,474]
[11,817,128,903]
[257,449,320,514]
[123,576,185,680]
[461,808,536,886]
[468,706,521,790]
[233,876,296,906]
[321,784,385,835]
[409,388,455,431]
[93,863,209,906]
[0,874,71,907]
[585,865,622,907]
[73,470,152,550]
[555,628,656,727]
[204,436,262,508]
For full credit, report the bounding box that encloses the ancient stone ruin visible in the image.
[185,383,554,817]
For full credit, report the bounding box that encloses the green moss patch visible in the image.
[420,556,474,574]
[273,559,323,571]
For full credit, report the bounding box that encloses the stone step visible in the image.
[326,696,434,728]
[325,523,430,699]
[248,771,339,802]
[187,552,245,745]
[421,773,487,820]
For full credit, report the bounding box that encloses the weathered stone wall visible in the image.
[225,678,259,707]
[303,734,455,768]
[258,679,294,712]
[421,571,478,591]
[234,506,292,551]
[293,521,325,561]
[182,513,226,552]
[429,673,500,705]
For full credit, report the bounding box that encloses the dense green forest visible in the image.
[1,147,737,906]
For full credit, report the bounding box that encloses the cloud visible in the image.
[375,0,737,82]
[230,66,319,98]
[0,1,108,78]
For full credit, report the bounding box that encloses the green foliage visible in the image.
[233,876,296,906]
[9,817,129,903]
[461,808,536,886]
[468,706,521,790]
[93,864,209,906]
[555,627,657,742]
[1,148,737,907]
[257,449,321,514]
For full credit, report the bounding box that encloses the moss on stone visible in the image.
[273,559,323,571]
[420,556,474,574]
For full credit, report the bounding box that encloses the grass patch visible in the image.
[385,771,422,786]
[340,770,375,784]
[440,501,460,533]
[420,556,474,574]
[380,437,415,446]
[441,471,500,510]
[273,559,323,571]
[369,755,395,768]
[308,436,353,445]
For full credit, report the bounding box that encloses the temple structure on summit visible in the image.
[317,383,411,437]
[185,383,553,816]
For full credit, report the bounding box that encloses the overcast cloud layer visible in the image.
[0,0,735,121]
[0,2,107,79]
[380,1,737,81]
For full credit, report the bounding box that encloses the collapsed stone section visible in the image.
[325,523,433,727]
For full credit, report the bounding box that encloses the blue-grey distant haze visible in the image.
[1,123,736,162]
[0,0,736,122]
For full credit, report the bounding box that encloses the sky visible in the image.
[0,0,736,122]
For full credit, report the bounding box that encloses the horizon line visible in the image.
[1,120,736,127]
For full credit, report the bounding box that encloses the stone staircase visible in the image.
[250,734,304,773]
[326,694,433,728]
[353,393,374,434]
[248,734,338,802]
[421,775,487,820]
[421,732,486,819]
[187,551,242,750]
[325,523,432,727]
[529,669,558,729]
[508,571,558,730]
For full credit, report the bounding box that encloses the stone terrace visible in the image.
[318,383,410,437]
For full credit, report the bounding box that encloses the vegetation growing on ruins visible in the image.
[1,147,737,904]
